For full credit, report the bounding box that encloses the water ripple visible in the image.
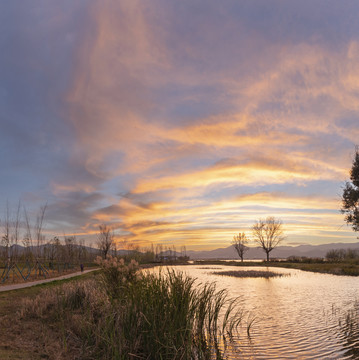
[151,265,359,359]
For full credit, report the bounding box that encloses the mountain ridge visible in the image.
[186,242,359,260]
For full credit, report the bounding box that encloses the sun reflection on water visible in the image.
[148,264,359,359]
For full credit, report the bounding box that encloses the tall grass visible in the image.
[20,258,243,359]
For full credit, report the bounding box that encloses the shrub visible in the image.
[95,256,140,300]
[326,248,359,263]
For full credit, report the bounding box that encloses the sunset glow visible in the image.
[1,1,359,250]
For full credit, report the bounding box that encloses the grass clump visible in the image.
[212,270,287,278]
[19,257,243,359]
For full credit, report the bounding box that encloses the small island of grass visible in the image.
[212,270,287,278]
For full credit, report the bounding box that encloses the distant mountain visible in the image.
[0,244,135,258]
[3,242,359,261]
[186,242,359,260]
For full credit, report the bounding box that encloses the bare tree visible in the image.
[1,202,11,261]
[252,216,285,261]
[97,224,114,258]
[232,232,249,262]
[23,207,33,251]
[0,201,22,262]
[78,238,87,263]
[35,204,47,258]
[11,200,22,260]
[64,236,77,263]
[45,236,60,264]
[21,204,47,261]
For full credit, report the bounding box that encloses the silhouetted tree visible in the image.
[1,201,22,261]
[342,148,359,233]
[64,236,77,263]
[97,224,114,259]
[232,232,249,262]
[252,216,284,261]
[34,204,47,258]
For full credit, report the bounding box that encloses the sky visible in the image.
[1,0,359,251]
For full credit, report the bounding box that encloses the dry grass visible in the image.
[212,270,287,278]
[0,272,99,360]
[1,267,244,359]
[0,265,84,286]
[197,259,359,276]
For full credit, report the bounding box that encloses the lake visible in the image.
[150,264,359,359]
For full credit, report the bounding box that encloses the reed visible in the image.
[212,270,286,278]
[20,262,243,359]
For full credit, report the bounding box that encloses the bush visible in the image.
[95,255,141,300]
[286,256,324,264]
[326,248,359,263]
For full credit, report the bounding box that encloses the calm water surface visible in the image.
[151,265,359,359]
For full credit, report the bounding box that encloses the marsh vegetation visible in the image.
[158,264,359,359]
[3,260,359,358]
[211,269,287,278]
[3,257,248,359]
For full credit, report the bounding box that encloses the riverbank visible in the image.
[0,262,242,359]
[0,270,100,359]
[194,259,359,276]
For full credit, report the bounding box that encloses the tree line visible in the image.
[0,202,94,266]
[0,204,188,268]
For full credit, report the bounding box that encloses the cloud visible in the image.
[59,0,359,248]
[2,0,359,248]
[132,152,346,194]
[88,188,346,249]
[65,0,359,186]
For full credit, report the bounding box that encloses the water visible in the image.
[150,264,359,359]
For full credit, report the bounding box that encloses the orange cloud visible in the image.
[59,1,359,250]
[132,153,346,194]
[51,182,97,195]
[88,188,350,250]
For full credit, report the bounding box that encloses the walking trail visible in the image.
[0,268,98,292]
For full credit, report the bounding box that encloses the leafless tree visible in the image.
[112,240,118,257]
[64,236,77,263]
[22,204,47,260]
[97,224,114,258]
[11,201,22,260]
[23,207,33,251]
[252,216,285,261]
[35,204,47,258]
[0,201,22,261]
[45,236,60,264]
[156,244,163,261]
[232,232,249,262]
[1,202,11,261]
[78,238,88,262]
[181,245,187,258]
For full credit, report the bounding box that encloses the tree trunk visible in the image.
[266,251,269,262]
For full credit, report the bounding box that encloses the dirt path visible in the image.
[0,268,98,292]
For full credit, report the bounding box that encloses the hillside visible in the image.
[186,242,359,260]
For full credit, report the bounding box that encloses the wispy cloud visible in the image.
[1,0,359,249]
[58,0,359,247]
